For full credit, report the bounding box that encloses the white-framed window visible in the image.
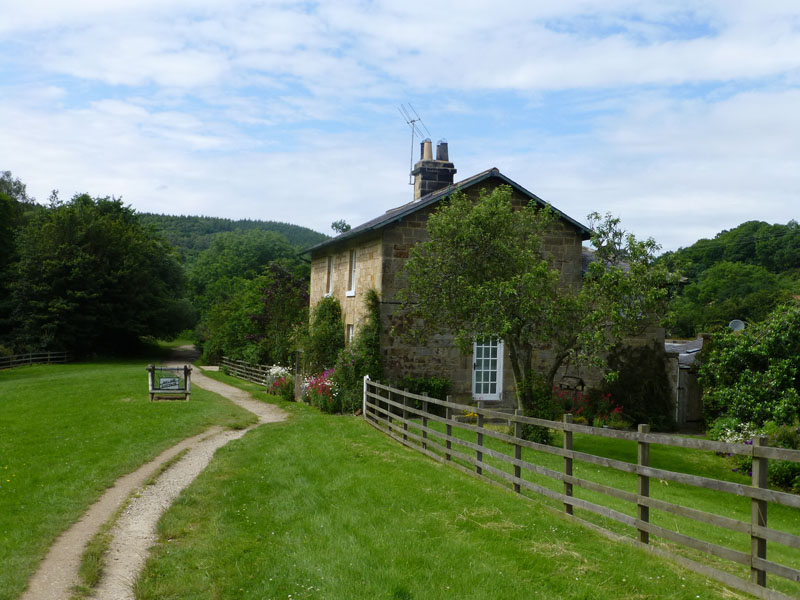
[325,255,333,296]
[346,249,357,297]
[473,338,504,402]
[346,324,355,345]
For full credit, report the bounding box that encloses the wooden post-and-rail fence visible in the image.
[363,376,800,600]
[220,356,289,390]
[0,351,69,370]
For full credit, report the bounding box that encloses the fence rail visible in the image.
[0,351,69,370]
[220,357,285,389]
[363,377,800,600]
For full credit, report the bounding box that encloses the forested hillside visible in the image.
[138,213,328,261]
[661,220,800,337]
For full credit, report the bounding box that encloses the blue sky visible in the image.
[1,1,799,251]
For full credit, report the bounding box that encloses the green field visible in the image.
[0,360,256,600]
[134,371,740,600]
[417,418,800,598]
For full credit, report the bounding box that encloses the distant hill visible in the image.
[661,220,800,280]
[660,220,800,336]
[138,213,329,261]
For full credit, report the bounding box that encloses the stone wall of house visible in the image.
[544,324,667,392]
[309,232,383,339]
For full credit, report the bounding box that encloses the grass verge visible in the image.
[135,372,738,599]
[413,417,800,597]
[0,360,256,600]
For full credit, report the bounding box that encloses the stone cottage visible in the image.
[305,140,601,408]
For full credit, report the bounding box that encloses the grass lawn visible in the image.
[135,372,741,599]
[410,417,800,598]
[0,360,256,600]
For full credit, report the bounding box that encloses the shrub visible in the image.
[331,350,363,413]
[568,388,629,429]
[269,374,295,402]
[304,296,344,374]
[303,369,340,413]
[769,460,800,492]
[707,418,800,489]
[700,303,800,427]
[323,289,384,414]
[392,375,452,417]
[520,377,561,445]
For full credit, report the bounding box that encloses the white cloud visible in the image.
[1,1,799,252]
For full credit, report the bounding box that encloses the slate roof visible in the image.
[665,337,704,367]
[304,168,592,255]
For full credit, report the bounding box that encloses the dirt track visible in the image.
[21,348,287,600]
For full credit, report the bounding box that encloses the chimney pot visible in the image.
[420,138,433,160]
[436,140,449,161]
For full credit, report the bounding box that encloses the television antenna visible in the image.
[399,103,431,185]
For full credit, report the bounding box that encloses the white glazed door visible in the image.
[472,339,503,402]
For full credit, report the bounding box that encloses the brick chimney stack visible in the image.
[412,139,456,200]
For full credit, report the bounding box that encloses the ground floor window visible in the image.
[473,338,503,402]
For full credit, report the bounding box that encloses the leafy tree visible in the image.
[249,264,309,366]
[197,275,265,364]
[700,303,800,426]
[189,230,309,362]
[670,261,792,336]
[0,171,39,270]
[399,185,675,412]
[188,229,295,311]
[331,219,351,234]
[0,171,32,203]
[9,194,193,354]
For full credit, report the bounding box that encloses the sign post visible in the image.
[147,364,192,401]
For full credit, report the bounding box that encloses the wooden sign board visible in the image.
[159,377,182,390]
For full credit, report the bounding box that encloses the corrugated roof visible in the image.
[304,168,592,255]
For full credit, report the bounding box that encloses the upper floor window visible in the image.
[346,249,357,296]
[325,256,333,295]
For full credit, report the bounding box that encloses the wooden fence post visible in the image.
[476,412,484,475]
[386,390,390,431]
[564,413,574,515]
[751,435,768,587]
[185,365,192,402]
[445,396,452,461]
[421,392,429,451]
[362,375,369,420]
[402,389,409,441]
[514,409,522,494]
[637,424,651,544]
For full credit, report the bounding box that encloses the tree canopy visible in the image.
[399,185,675,411]
[8,193,193,354]
[188,229,296,312]
[700,303,800,426]
[661,220,800,336]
